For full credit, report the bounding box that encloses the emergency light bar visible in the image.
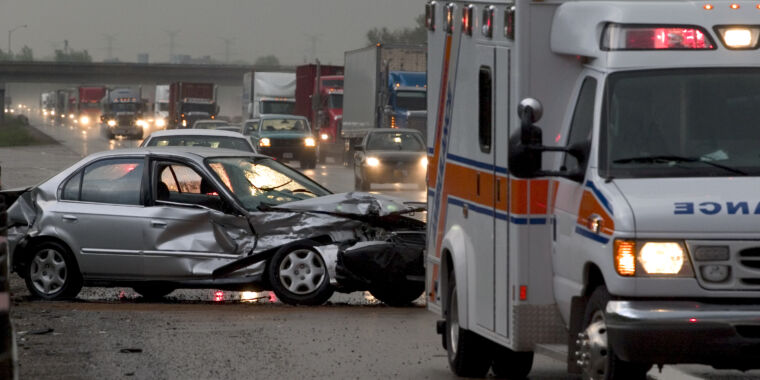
[426,1,437,31]
[446,3,455,34]
[714,26,760,50]
[602,24,715,51]
[462,4,473,36]
[504,4,515,40]
[482,5,494,38]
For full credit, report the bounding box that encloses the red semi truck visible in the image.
[76,86,106,127]
[168,82,218,129]
[295,64,344,163]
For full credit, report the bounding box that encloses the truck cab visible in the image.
[425,1,760,379]
[314,76,344,163]
[385,71,427,136]
[100,88,146,139]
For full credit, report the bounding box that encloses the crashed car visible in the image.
[3,147,426,306]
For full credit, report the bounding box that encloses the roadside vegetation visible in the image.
[0,117,57,147]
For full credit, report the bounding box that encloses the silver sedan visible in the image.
[4,148,425,305]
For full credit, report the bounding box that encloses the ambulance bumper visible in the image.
[606,300,760,369]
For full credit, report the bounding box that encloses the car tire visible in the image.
[578,286,651,380]
[369,281,424,307]
[445,273,492,378]
[491,345,534,380]
[24,241,82,300]
[267,241,334,306]
[133,286,175,299]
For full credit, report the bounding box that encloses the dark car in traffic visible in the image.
[353,129,427,191]
[248,115,317,169]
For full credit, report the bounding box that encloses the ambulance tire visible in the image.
[581,286,651,380]
[491,346,533,380]
[446,274,492,378]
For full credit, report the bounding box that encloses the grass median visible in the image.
[0,117,58,147]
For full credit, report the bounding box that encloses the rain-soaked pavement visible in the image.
[5,119,760,379]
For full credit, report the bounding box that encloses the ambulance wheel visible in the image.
[445,274,492,378]
[267,241,334,306]
[578,286,651,380]
[491,345,533,379]
[369,281,424,307]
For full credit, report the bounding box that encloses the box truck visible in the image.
[295,63,344,163]
[242,72,296,120]
[168,82,218,129]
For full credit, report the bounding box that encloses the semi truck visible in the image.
[76,86,106,127]
[242,72,296,120]
[342,44,427,165]
[100,88,146,139]
[154,85,170,128]
[53,89,76,125]
[295,63,344,163]
[425,1,760,379]
[40,92,55,117]
[168,82,218,129]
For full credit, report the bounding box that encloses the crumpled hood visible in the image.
[273,192,425,218]
[615,177,760,234]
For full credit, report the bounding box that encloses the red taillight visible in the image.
[603,24,715,50]
[482,6,494,38]
[519,286,527,301]
[214,290,224,302]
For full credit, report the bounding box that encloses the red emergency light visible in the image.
[462,4,474,36]
[602,24,715,50]
[445,3,455,34]
[482,5,494,38]
[504,5,516,40]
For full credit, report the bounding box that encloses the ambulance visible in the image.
[425,0,760,378]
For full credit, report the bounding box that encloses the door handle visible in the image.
[62,215,78,222]
[150,220,167,228]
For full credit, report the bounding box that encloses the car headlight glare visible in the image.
[304,137,316,147]
[79,116,90,125]
[155,118,166,128]
[420,156,428,168]
[366,157,380,167]
[107,119,117,127]
[260,138,271,147]
[640,242,684,275]
[320,133,329,141]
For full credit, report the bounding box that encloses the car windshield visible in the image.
[207,157,330,210]
[602,69,760,178]
[366,132,423,151]
[194,121,228,129]
[109,103,139,112]
[145,136,253,152]
[259,118,309,132]
[395,91,426,111]
[328,94,343,109]
[261,101,295,115]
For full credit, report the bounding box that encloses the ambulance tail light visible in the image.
[601,24,715,51]
[462,4,473,36]
[714,26,760,50]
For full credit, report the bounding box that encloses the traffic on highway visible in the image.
[2,1,760,379]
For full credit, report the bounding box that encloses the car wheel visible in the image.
[369,281,424,307]
[267,242,334,306]
[578,286,651,380]
[133,286,175,299]
[24,242,82,300]
[491,345,534,379]
[445,272,492,378]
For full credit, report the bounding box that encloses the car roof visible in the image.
[85,147,268,161]
[367,128,422,135]
[145,129,249,138]
[258,114,308,120]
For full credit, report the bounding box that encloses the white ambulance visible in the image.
[425,0,760,378]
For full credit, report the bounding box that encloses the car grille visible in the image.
[686,240,760,290]
[271,138,303,148]
[117,115,135,126]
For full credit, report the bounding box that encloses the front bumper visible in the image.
[361,165,426,184]
[259,146,315,161]
[606,300,760,369]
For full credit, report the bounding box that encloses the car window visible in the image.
[78,158,144,205]
[243,122,258,135]
[259,118,308,132]
[155,162,225,211]
[146,136,254,152]
[366,132,424,151]
[61,171,82,201]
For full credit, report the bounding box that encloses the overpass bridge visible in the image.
[0,61,294,86]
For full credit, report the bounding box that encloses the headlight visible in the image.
[136,119,147,128]
[304,137,316,147]
[79,116,90,125]
[260,138,271,147]
[366,157,380,167]
[43,110,48,116]
[320,133,329,141]
[69,114,75,119]
[155,118,166,128]
[51,110,56,116]
[614,240,692,277]
[182,119,187,127]
[107,119,117,127]
[420,156,428,168]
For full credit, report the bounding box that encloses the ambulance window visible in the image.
[563,77,597,177]
[478,66,493,153]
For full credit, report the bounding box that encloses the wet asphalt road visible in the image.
[4,118,760,379]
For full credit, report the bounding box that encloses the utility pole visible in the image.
[164,30,180,62]
[218,37,236,64]
[7,24,27,57]
[303,33,322,62]
[103,34,117,60]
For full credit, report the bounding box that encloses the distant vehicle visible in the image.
[76,86,107,127]
[100,88,147,139]
[242,72,296,120]
[2,148,425,306]
[140,129,256,153]
[168,82,219,129]
[353,129,427,191]
[54,89,76,124]
[342,44,427,165]
[214,125,243,134]
[192,120,230,129]
[249,114,317,169]
[40,91,55,117]
[154,85,170,128]
[295,63,344,164]
[241,119,259,136]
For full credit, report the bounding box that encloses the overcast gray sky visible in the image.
[0,0,423,64]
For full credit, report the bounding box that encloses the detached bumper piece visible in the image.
[606,300,760,370]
